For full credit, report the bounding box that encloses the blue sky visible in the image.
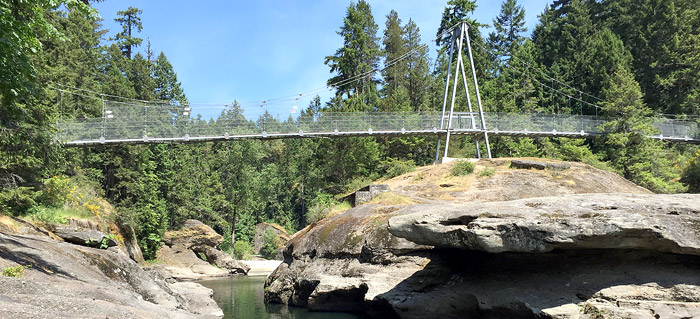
[93,0,552,120]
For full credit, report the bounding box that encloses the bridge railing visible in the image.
[55,101,700,144]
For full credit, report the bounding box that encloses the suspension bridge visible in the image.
[53,22,700,159]
[56,106,700,147]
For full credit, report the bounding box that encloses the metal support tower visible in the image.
[435,22,491,162]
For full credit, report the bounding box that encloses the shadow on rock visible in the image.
[374,249,700,319]
[0,234,77,279]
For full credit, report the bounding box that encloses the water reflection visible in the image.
[199,276,368,319]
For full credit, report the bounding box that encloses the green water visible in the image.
[199,276,369,319]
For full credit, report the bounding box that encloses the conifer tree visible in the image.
[599,67,686,193]
[324,0,381,111]
[487,0,527,71]
[111,7,143,59]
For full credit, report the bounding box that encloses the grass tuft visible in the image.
[452,161,475,176]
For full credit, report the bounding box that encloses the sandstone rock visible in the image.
[264,159,700,319]
[163,219,224,248]
[0,232,222,318]
[54,225,117,248]
[192,245,250,274]
[117,222,145,265]
[155,219,247,280]
[67,218,99,230]
[169,282,225,318]
[388,193,700,255]
[511,159,571,171]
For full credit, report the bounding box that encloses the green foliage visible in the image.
[2,265,30,278]
[452,161,475,176]
[380,158,416,178]
[261,229,280,260]
[100,234,116,249]
[324,0,381,109]
[0,187,38,216]
[488,0,527,69]
[681,148,700,193]
[25,206,89,224]
[478,168,496,178]
[111,7,143,59]
[233,240,253,260]
[599,68,686,193]
[305,192,336,224]
[38,176,70,208]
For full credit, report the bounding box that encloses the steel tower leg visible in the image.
[464,24,492,158]
[435,29,457,164]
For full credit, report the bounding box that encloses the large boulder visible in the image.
[162,219,224,248]
[264,159,700,318]
[53,224,117,248]
[117,222,145,265]
[153,219,248,280]
[387,193,700,255]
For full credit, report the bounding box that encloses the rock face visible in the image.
[253,222,291,258]
[264,159,700,319]
[117,222,145,265]
[53,224,118,248]
[0,231,223,318]
[151,219,249,280]
[388,193,700,255]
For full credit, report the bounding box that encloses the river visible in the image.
[199,275,370,319]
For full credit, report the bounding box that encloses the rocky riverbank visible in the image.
[0,220,224,318]
[264,158,700,318]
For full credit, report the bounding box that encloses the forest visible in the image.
[1,0,699,259]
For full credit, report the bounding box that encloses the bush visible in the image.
[380,158,416,178]
[681,148,700,192]
[260,229,280,260]
[452,161,475,176]
[0,187,38,216]
[305,192,336,224]
[478,167,496,178]
[38,176,70,208]
[233,240,253,260]
[2,265,30,278]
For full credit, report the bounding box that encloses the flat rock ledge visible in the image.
[388,193,700,255]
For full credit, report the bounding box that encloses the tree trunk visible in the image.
[231,210,236,249]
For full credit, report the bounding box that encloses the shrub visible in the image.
[305,192,336,224]
[0,187,38,216]
[261,229,280,260]
[452,161,475,176]
[380,158,416,178]
[38,176,70,208]
[681,148,700,192]
[478,167,496,178]
[233,240,253,260]
[2,265,30,278]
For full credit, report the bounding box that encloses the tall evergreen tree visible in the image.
[152,52,187,103]
[381,10,409,112]
[324,0,381,111]
[403,19,432,111]
[111,7,143,59]
[599,67,686,193]
[487,0,527,71]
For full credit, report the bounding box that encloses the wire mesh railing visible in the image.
[55,101,700,145]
